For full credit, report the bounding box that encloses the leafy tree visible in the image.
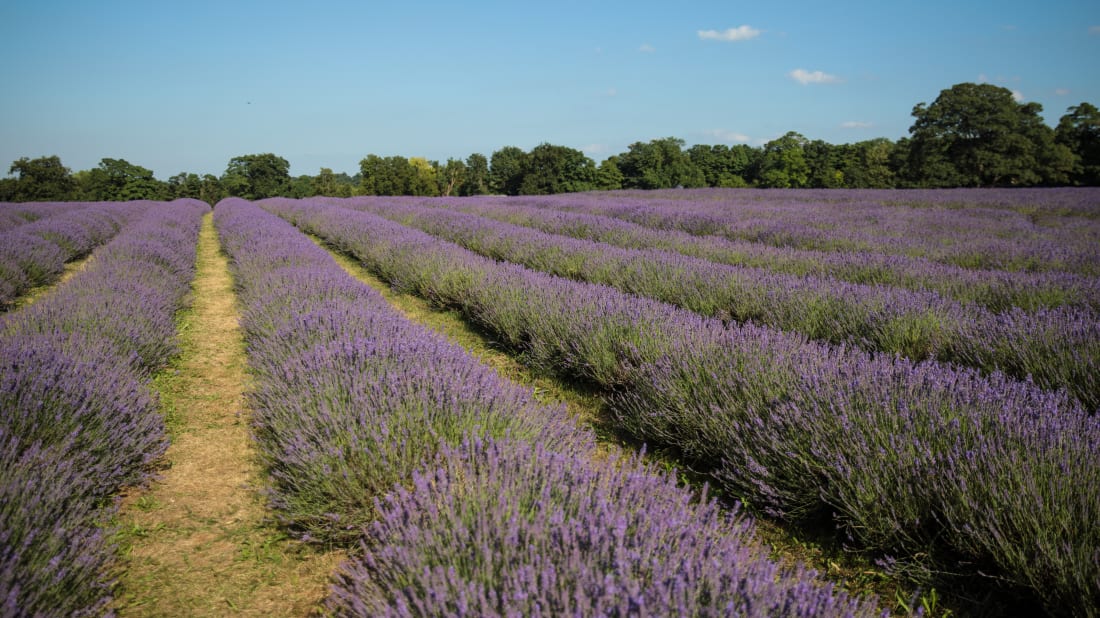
[78,158,166,201]
[595,156,624,190]
[490,146,529,195]
[360,154,414,195]
[687,144,753,187]
[5,156,76,201]
[907,83,1066,187]
[461,153,490,196]
[222,153,291,199]
[518,143,597,195]
[289,175,315,198]
[804,140,845,188]
[408,157,438,196]
[438,158,467,197]
[1056,102,1100,185]
[757,132,810,188]
[618,137,705,189]
[841,138,897,188]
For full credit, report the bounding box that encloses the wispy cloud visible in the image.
[704,129,753,143]
[1055,88,1071,96]
[789,68,840,85]
[1011,90,1025,102]
[698,26,761,42]
[639,43,655,53]
[1090,25,1100,35]
[841,121,873,129]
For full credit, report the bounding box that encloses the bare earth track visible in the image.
[115,213,343,616]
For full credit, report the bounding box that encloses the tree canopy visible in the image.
[907,83,1074,187]
[3,82,1098,204]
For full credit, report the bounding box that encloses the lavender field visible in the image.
[2,188,1098,616]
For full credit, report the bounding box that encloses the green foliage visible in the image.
[1056,102,1100,185]
[518,143,597,195]
[461,153,490,196]
[4,155,77,201]
[758,132,811,188]
[907,83,1071,187]
[222,153,291,199]
[618,137,706,189]
[78,158,167,201]
[489,146,529,195]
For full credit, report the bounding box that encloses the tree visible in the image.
[359,154,414,195]
[686,144,753,187]
[5,156,76,201]
[617,137,705,189]
[408,157,438,196]
[461,153,490,196]
[79,158,166,201]
[490,146,529,195]
[840,138,897,188]
[595,156,624,190]
[804,140,845,188]
[438,158,467,197]
[907,83,1066,187]
[222,153,291,199]
[518,143,597,195]
[1056,102,1100,185]
[757,132,810,188]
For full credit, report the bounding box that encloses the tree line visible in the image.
[3,83,1098,204]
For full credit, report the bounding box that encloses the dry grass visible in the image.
[115,214,344,617]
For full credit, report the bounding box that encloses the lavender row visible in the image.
[332,197,1100,412]
[0,199,207,616]
[382,195,1100,313]
[523,188,1100,275]
[329,438,881,617]
[0,201,92,232]
[213,198,877,616]
[266,198,1100,615]
[215,197,590,545]
[0,201,150,310]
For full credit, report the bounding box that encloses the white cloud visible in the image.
[704,129,753,143]
[639,43,655,52]
[582,144,610,155]
[841,121,873,129]
[789,68,840,85]
[603,88,618,97]
[698,25,761,41]
[1011,90,1025,102]
[1090,25,1100,35]
[1055,88,1071,96]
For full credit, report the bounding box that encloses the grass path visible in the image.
[115,213,343,616]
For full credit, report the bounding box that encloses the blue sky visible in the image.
[1,0,1098,178]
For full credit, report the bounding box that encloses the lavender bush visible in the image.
[328,438,882,617]
[299,197,1100,411]
[394,195,1100,313]
[0,199,206,616]
[215,198,594,544]
[218,198,880,614]
[529,188,1100,274]
[0,201,147,310]
[264,198,1099,615]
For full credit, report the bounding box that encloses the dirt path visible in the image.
[116,213,343,616]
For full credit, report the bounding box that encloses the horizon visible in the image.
[2,0,1098,179]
